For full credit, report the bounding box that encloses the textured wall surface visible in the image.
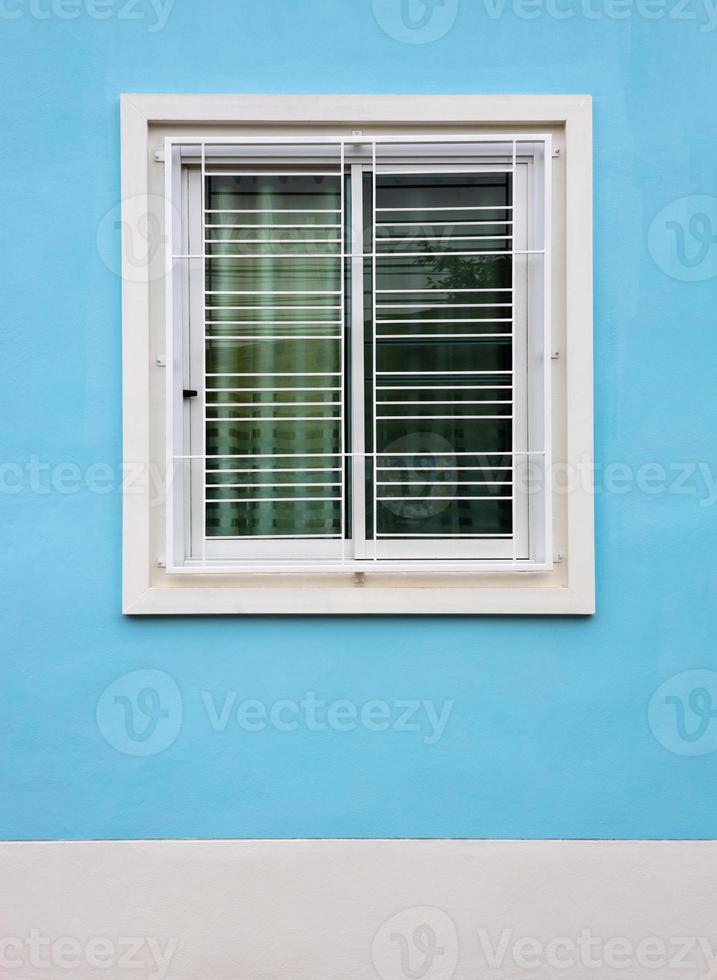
[2,0,717,840]
[3,840,717,978]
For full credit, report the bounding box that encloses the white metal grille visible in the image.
[164,134,553,573]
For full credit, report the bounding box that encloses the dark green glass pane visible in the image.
[368,170,514,542]
[205,173,343,539]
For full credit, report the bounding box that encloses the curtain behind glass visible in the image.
[204,174,342,538]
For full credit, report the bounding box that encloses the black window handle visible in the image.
[183,389,198,399]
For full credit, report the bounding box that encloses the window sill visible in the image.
[124,575,594,616]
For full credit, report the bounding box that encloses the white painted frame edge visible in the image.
[121,94,594,616]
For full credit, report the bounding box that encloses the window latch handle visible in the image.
[183,388,198,399]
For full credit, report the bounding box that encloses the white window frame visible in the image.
[121,94,594,615]
[179,143,535,570]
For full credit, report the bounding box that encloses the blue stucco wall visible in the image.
[2,0,717,841]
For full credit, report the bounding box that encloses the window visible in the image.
[122,96,594,613]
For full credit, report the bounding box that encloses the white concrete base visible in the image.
[1,840,716,980]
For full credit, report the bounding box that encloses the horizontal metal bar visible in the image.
[198,250,529,262]
[204,208,341,214]
[375,287,511,293]
[207,482,342,488]
[376,533,512,538]
[376,370,512,375]
[206,417,340,422]
[207,335,341,341]
[377,235,512,243]
[375,205,513,212]
[175,253,341,259]
[173,451,544,459]
[376,167,515,175]
[376,385,511,391]
[377,480,511,486]
[207,387,342,393]
[376,303,512,309]
[209,497,342,503]
[376,400,512,405]
[374,451,544,456]
[206,315,341,322]
[203,290,342,295]
[206,467,341,474]
[203,252,343,259]
[376,414,512,420]
[376,219,514,227]
[205,238,341,245]
[206,401,341,407]
[206,372,340,377]
[203,534,343,541]
[174,133,548,144]
[376,317,512,324]
[203,462,516,471]
[376,333,511,339]
[205,297,342,304]
[375,250,511,258]
[206,171,342,176]
[205,320,339,325]
[171,449,547,464]
[206,224,342,230]
[206,320,342,326]
[377,495,514,501]
[208,452,343,458]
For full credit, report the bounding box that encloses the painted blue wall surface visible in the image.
[2,0,717,842]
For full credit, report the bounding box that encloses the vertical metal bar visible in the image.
[339,140,346,563]
[542,136,554,568]
[201,140,207,568]
[164,138,175,570]
[511,138,518,564]
[372,141,378,561]
[350,163,367,558]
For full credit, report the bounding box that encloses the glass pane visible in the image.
[204,173,344,539]
[367,170,513,541]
